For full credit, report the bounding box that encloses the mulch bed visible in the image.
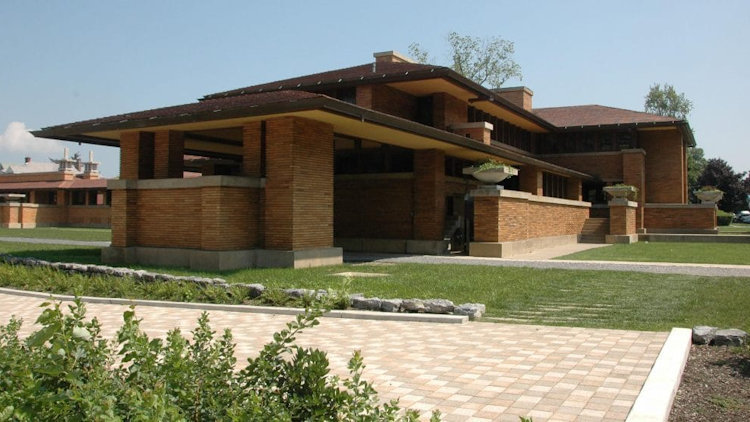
[670,344,750,421]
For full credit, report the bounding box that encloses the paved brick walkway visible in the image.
[0,292,668,421]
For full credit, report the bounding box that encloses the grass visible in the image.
[557,242,750,265]
[0,227,111,242]
[719,224,750,235]
[1,241,749,332]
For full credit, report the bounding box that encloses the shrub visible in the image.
[0,299,434,421]
[717,210,733,226]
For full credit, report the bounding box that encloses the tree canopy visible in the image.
[408,32,522,88]
[696,158,747,212]
[644,83,693,120]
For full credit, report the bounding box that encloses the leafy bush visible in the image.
[717,210,733,226]
[0,299,435,421]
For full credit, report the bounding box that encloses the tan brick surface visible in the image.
[0,292,668,421]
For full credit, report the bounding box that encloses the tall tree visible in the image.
[696,158,747,212]
[687,147,707,200]
[408,32,522,88]
[644,83,693,119]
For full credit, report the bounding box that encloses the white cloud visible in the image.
[0,121,63,155]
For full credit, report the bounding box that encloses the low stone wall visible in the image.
[0,254,485,319]
[644,203,716,231]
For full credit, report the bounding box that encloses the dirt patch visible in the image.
[670,344,750,421]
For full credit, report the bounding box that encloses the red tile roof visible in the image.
[202,62,441,100]
[533,105,681,127]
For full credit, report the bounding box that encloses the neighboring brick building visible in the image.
[34,51,710,269]
[0,150,110,228]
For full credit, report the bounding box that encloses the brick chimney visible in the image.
[373,51,414,64]
[494,86,533,111]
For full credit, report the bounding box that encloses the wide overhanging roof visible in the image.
[34,91,589,179]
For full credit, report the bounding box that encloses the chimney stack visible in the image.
[494,86,534,111]
[373,51,414,64]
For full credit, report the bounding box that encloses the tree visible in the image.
[644,83,693,119]
[687,147,707,200]
[408,32,522,88]
[696,158,747,212]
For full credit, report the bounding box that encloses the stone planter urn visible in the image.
[603,185,638,201]
[468,164,518,184]
[694,190,723,204]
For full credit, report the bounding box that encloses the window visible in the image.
[71,190,86,205]
[543,173,567,198]
[334,137,413,175]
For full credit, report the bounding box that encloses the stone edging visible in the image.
[0,254,486,320]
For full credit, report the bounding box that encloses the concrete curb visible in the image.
[626,327,692,421]
[0,286,468,324]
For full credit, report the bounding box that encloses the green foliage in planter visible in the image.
[717,210,733,226]
[698,185,722,192]
[0,299,433,421]
[476,159,514,172]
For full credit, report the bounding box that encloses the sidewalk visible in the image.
[0,288,679,421]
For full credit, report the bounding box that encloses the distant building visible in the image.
[0,149,110,228]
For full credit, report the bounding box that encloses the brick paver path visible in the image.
[0,292,667,421]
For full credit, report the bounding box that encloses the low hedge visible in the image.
[717,210,733,226]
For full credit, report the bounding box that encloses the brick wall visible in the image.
[153,130,184,179]
[433,93,468,130]
[120,131,154,180]
[334,176,413,239]
[242,122,263,177]
[541,153,623,181]
[519,165,543,195]
[644,205,715,230]
[641,129,686,203]
[0,172,74,183]
[200,186,259,250]
[264,116,334,250]
[413,150,445,240]
[136,188,203,249]
[609,203,636,235]
[371,85,418,120]
[474,192,589,242]
[622,149,646,228]
[67,206,110,227]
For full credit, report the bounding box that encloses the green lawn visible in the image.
[1,241,749,332]
[0,227,111,242]
[719,224,750,235]
[558,242,750,265]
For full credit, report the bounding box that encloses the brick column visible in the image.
[413,149,445,240]
[153,130,184,179]
[120,131,154,180]
[242,121,263,177]
[110,188,138,247]
[622,149,646,230]
[519,165,543,196]
[607,198,638,243]
[264,116,334,250]
[473,195,501,242]
[566,177,582,201]
[451,122,493,145]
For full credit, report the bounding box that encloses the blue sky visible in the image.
[1,0,748,177]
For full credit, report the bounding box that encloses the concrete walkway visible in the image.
[345,249,750,278]
[0,237,110,247]
[0,289,677,421]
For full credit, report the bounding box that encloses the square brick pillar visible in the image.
[413,149,445,240]
[606,198,638,243]
[110,187,138,247]
[242,121,263,177]
[519,165,543,196]
[622,149,646,230]
[566,177,582,201]
[120,131,154,180]
[153,130,184,179]
[264,116,334,250]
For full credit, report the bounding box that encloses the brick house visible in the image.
[0,150,110,228]
[33,51,714,269]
